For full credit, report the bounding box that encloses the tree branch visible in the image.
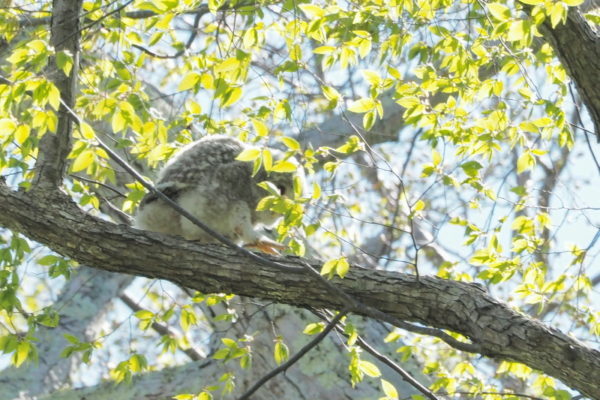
[32,0,83,188]
[537,6,600,139]
[0,185,598,398]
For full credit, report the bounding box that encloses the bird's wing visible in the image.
[139,183,194,207]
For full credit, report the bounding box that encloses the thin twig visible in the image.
[131,6,207,59]
[569,84,600,177]
[315,309,440,400]
[237,309,348,400]
[120,293,206,361]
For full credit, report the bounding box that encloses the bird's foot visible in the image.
[244,240,286,255]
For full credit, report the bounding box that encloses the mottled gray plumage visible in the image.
[134,135,297,253]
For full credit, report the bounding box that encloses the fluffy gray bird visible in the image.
[134,135,298,254]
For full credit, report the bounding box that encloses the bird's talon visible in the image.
[244,241,285,255]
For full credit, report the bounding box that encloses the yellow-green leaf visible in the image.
[79,122,95,140]
[178,72,201,91]
[271,160,297,173]
[71,150,95,172]
[348,98,376,113]
[358,360,381,377]
[274,340,289,365]
[235,148,261,161]
[55,50,73,76]
[221,87,243,107]
[336,257,349,278]
[48,84,61,111]
[298,4,325,18]
[313,46,336,54]
[252,119,269,137]
[322,85,341,101]
[381,379,399,399]
[111,111,126,133]
[13,341,30,367]
[507,20,526,42]
[280,136,300,151]
[517,0,543,4]
[0,118,17,137]
[517,151,535,173]
[214,57,240,73]
[262,149,273,171]
[14,125,30,144]
[487,2,511,21]
[413,199,425,212]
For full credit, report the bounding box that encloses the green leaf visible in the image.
[38,255,59,266]
[0,118,17,136]
[321,259,337,277]
[322,85,341,101]
[79,122,95,140]
[280,136,300,151]
[358,360,381,377]
[14,125,30,144]
[517,0,543,4]
[178,72,201,91]
[517,151,535,173]
[461,161,483,177]
[363,111,376,131]
[336,257,349,278]
[251,118,269,137]
[313,46,336,54]
[214,57,240,73]
[71,150,95,172]
[14,341,31,367]
[235,148,261,161]
[221,87,243,107]
[413,199,425,212]
[173,394,195,400]
[274,339,289,364]
[55,50,73,76]
[262,149,273,171]
[432,150,442,166]
[198,392,213,400]
[271,160,297,173]
[298,4,325,18]
[63,333,80,344]
[487,3,511,21]
[47,83,61,110]
[129,354,147,372]
[506,20,527,42]
[381,379,399,399]
[134,310,154,320]
[303,322,325,334]
[348,98,376,113]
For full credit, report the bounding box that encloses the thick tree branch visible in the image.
[0,185,598,398]
[32,0,83,188]
[536,7,600,139]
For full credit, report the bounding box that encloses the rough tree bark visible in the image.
[538,6,600,139]
[0,185,598,399]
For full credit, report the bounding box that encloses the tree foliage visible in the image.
[0,0,599,399]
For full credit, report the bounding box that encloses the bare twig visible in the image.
[315,309,440,400]
[237,309,348,400]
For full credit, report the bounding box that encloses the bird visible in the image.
[134,135,299,254]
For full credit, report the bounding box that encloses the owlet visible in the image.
[134,135,299,254]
